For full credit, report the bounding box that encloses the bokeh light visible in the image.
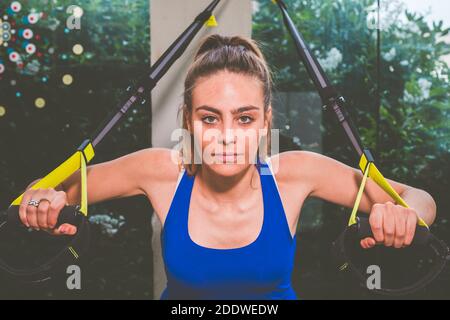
[62,74,73,85]
[72,44,84,55]
[34,97,46,108]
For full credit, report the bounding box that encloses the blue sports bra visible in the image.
[160,159,297,300]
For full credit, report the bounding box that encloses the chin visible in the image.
[204,162,252,177]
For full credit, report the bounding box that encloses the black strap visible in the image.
[89,0,221,149]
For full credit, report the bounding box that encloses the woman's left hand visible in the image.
[361,201,419,249]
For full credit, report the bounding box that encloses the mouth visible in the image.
[212,153,241,156]
[210,153,244,162]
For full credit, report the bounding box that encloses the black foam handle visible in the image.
[7,205,82,228]
[357,217,430,246]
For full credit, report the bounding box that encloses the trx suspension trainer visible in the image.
[272,0,448,295]
[0,0,221,283]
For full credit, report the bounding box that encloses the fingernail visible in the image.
[60,227,66,234]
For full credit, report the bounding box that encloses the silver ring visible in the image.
[27,199,40,207]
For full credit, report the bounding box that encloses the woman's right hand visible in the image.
[19,188,77,235]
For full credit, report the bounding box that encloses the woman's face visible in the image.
[189,70,271,177]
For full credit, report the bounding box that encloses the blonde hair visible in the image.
[179,34,273,176]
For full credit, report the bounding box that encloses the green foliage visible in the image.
[0,0,152,299]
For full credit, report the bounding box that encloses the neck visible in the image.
[196,165,260,205]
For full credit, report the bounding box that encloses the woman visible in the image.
[18,35,437,299]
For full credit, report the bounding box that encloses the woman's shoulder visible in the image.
[135,148,185,224]
[267,151,310,177]
[266,150,324,191]
[135,147,183,181]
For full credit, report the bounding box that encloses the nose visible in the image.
[218,128,236,146]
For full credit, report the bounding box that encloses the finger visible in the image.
[46,224,77,236]
[28,189,47,229]
[37,200,50,229]
[394,208,407,248]
[360,239,369,249]
[26,195,39,229]
[360,237,376,249]
[55,223,77,236]
[47,192,66,229]
[369,204,384,243]
[404,210,418,246]
[383,203,395,247]
[19,189,35,227]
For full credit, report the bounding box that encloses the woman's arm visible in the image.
[41,147,177,205]
[18,147,180,234]
[275,150,437,248]
[301,151,435,224]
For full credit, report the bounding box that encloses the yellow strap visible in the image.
[79,141,94,216]
[68,246,79,259]
[10,142,95,217]
[205,15,218,27]
[79,152,88,216]
[348,161,371,226]
[356,153,428,228]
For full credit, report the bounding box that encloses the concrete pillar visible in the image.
[150,0,252,299]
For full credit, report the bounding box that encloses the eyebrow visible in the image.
[195,105,260,115]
